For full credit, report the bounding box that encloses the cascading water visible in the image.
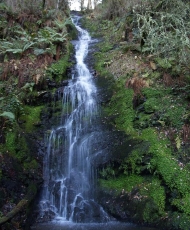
[32,14,158,230]
[38,14,109,223]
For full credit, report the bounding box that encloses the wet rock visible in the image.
[61,80,69,86]
[72,199,110,223]
[46,79,57,88]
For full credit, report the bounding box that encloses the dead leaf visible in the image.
[150,61,157,70]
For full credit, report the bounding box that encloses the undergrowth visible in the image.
[89,3,190,228]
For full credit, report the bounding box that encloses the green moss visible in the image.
[122,149,148,175]
[106,80,135,134]
[47,56,70,80]
[140,87,187,128]
[99,174,144,194]
[164,104,186,128]
[3,127,29,162]
[5,131,16,154]
[141,128,190,194]
[140,178,166,216]
[170,212,190,230]
[142,87,172,98]
[94,51,112,77]
[23,159,39,171]
[46,43,72,81]
[21,105,43,132]
[98,41,113,53]
[88,7,190,228]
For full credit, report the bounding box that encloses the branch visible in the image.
[0,199,28,226]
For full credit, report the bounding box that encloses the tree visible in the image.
[87,0,92,9]
[42,0,46,8]
[80,0,85,10]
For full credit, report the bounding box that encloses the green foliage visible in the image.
[0,111,15,120]
[135,1,190,70]
[21,82,35,92]
[141,88,187,128]
[81,17,100,36]
[141,128,190,196]
[0,36,35,57]
[170,212,190,230]
[140,178,165,217]
[164,104,186,128]
[99,174,144,194]
[98,0,137,20]
[26,183,38,200]
[106,80,135,134]
[94,51,110,77]
[0,93,24,121]
[5,129,29,161]
[155,57,173,69]
[47,55,71,80]
[94,1,190,227]
[99,42,113,52]
[119,150,144,175]
[0,3,8,10]
[23,159,39,171]
[33,46,56,56]
[99,164,116,179]
[54,17,73,32]
[5,131,16,154]
[172,194,190,215]
[21,105,43,132]
[35,26,67,46]
[143,98,159,113]
[142,87,172,98]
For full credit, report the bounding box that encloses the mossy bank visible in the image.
[81,1,190,229]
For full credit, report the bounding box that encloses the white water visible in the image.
[38,15,108,223]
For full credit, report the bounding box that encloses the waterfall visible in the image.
[38,14,109,223]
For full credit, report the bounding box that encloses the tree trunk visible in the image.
[80,0,84,11]
[56,44,61,60]
[42,0,46,8]
[87,0,92,9]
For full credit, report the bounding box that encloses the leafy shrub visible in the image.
[47,54,70,80]
[98,0,142,20]
[170,212,190,230]
[135,0,190,71]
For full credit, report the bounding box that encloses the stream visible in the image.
[31,15,157,230]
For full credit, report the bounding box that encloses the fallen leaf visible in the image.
[150,61,157,70]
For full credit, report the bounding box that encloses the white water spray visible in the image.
[38,15,108,223]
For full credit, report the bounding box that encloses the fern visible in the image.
[35,27,68,46]
[0,39,35,55]
[0,111,15,120]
